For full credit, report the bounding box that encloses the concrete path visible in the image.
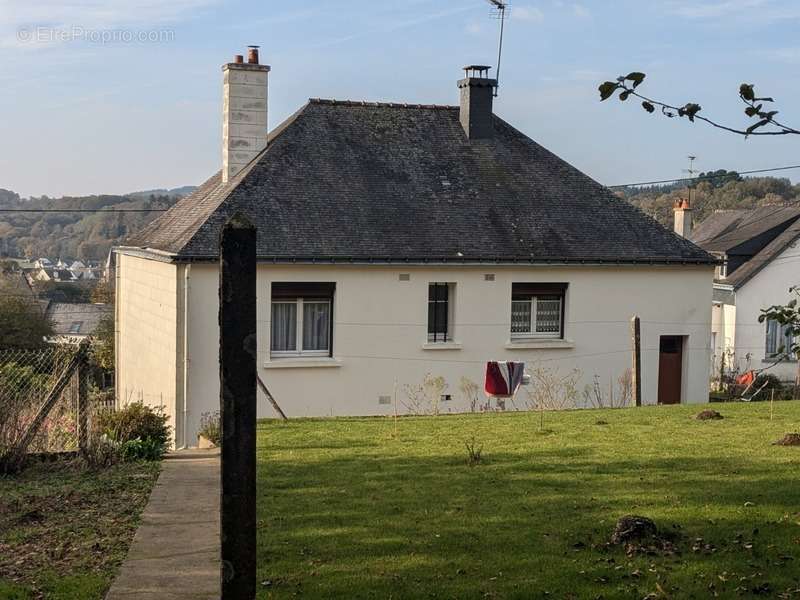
[106,449,220,600]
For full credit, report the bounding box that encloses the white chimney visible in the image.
[222,46,270,183]
[673,199,693,238]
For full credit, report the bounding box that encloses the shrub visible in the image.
[83,434,122,468]
[94,403,170,461]
[120,437,165,461]
[198,411,221,446]
[748,374,795,401]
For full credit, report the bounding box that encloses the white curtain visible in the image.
[303,301,330,351]
[271,302,297,351]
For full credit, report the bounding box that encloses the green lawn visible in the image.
[256,402,800,599]
[0,460,160,600]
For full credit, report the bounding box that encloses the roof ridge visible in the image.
[309,98,458,110]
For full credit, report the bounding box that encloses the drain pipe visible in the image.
[179,263,192,449]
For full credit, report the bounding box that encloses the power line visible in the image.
[609,164,800,189]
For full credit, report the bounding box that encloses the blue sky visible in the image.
[1,0,798,198]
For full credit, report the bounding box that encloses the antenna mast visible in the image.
[487,0,508,97]
[683,155,698,204]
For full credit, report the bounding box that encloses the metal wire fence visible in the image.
[0,344,110,468]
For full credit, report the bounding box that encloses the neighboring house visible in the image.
[689,204,800,383]
[115,51,716,447]
[45,302,113,344]
[30,267,77,283]
[33,258,53,269]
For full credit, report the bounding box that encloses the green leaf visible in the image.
[739,84,755,101]
[625,72,646,89]
[599,81,618,101]
[746,118,770,135]
[754,97,774,102]
[679,103,702,122]
[745,106,758,117]
[642,101,655,113]
[619,91,630,101]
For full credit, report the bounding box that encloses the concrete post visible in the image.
[631,315,642,407]
[219,213,258,600]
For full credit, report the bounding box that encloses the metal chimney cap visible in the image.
[463,65,492,78]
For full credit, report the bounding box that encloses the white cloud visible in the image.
[465,21,483,35]
[761,47,800,63]
[0,0,217,48]
[512,6,545,23]
[572,4,591,18]
[666,0,800,20]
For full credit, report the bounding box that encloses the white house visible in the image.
[115,50,716,447]
[690,205,800,383]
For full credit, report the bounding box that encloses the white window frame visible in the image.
[510,295,563,340]
[271,297,331,359]
[765,319,793,360]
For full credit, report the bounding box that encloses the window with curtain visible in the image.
[765,319,793,359]
[271,283,334,358]
[510,283,566,340]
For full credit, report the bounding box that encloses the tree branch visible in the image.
[599,73,799,137]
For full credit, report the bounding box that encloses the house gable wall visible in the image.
[734,240,800,382]
[115,253,180,445]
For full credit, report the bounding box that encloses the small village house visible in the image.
[688,204,800,383]
[115,49,716,447]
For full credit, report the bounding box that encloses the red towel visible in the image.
[485,361,525,398]
[736,371,755,386]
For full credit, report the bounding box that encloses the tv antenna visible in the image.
[486,0,508,97]
[683,155,699,203]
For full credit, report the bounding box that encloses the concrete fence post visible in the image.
[219,213,258,600]
[631,315,642,407]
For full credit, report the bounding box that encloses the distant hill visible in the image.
[622,172,800,231]
[0,186,194,261]
[126,186,197,199]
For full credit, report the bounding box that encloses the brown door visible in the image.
[658,336,683,405]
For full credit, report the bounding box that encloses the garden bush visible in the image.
[198,411,221,446]
[94,403,170,461]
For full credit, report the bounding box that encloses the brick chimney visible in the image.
[458,65,497,139]
[673,199,693,238]
[222,46,270,183]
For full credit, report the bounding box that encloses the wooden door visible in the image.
[658,336,683,405]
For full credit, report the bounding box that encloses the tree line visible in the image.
[0,189,184,261]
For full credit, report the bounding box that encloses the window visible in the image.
[428,283,454,342]
[271,283,334,358]
[765,319,793,359]
[510,283,566,340]
[715,253,728,279]
[69,321,83,334]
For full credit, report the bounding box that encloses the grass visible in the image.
[0,459,160,599]
[256,402,800,599]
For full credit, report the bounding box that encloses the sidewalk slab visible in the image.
[105,451,220,600]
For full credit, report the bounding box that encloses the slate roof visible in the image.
[128,100,714,265]
[726,218,800,288]
[45,303,112,337]
[692,206,800,253]
[692,205,800,288]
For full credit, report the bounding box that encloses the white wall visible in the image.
[115,253,180,444]
[177,263,713,443]
[734,241,800,383]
